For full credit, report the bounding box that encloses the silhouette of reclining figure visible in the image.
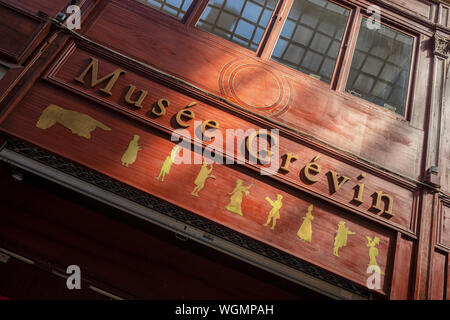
[36,104,111,139]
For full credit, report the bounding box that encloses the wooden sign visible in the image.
[0,81,394,294]
[39,42,419,234]
[0,41,422,296]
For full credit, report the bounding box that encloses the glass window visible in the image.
[346,17,414,115]
[137,0,194,20]
[197,0,279,52]
[271,0,350,84]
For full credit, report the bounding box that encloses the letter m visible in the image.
[74,57,126,96]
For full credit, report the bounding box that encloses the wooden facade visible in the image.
[0,0,449,300]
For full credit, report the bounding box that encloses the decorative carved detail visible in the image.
[434,33,450,58]
[219,59,292,117]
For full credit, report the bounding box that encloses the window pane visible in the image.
[271,0,350,84]
[346,18,414,115]
[197,0,278,52]
[136,0,194,20]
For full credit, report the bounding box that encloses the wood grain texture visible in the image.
[429,250,447,299]
[440,53,450,194]
[41,42,419,234]
[0,0,69,17]
[440,4,450,27]
[413,190,437,299]
[380,0,434,19]
[438,200,450,249]
[0,3,50,64]
[80,0,428,180]
[389,233,414,299]
[0,165,321,299]
[0,0,446,300]
[447,259,450,300]
[0,81,396,295]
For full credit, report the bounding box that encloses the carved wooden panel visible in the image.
[0,0,69,17]
[381,0,435,20]
[442,56,450,194]
[0,0,436,299]
[0,3,50,64]
[81,0,426,180]
[35,41,420,234]
[429,250,447,300]
[447,168,450,194]
[440,4,450,27]
[438,200,450,249]
[448,261,450,300]
[389,233,414,299]
[0,79,397,295]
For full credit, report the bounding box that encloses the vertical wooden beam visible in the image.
[446,254,450,300]
[424,32,448,187]
[413,190,436,299]
[390,232,414,299]
[334,7,361,92]
[257,0,293,60]
[428,249,447,299]
[182,0,209,28]
[412,31,450,300]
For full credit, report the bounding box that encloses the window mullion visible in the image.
[182,0,210,28]
[333,6,361,92]
[257,0,294,60]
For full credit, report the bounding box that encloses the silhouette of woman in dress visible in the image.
[297,204,314,242]
[121,135,142,167]
[225,179,253,216]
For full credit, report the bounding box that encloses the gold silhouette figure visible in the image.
[36,104,111,139]
[121,135,142,167]
[191,162,216,197]
[297,204,314,242]
[263,194,283,230]
[225,179,253,216]
[156,145,180,182]
[366,236,385,275]
[333,221,355,257]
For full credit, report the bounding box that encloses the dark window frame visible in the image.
[338,10,418,119]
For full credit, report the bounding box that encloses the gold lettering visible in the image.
[353,173,366,204]
[202,119,219,141]
[74,57,126,96]
[302,155,321,183]
[280,153,299,173]
[202,119,219,135]
[328,170,350,194]
[152,98,170,116]
[176,108,195,127]
[124,85,148,109]
[246,130,278,164]
[372,191,394,216]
